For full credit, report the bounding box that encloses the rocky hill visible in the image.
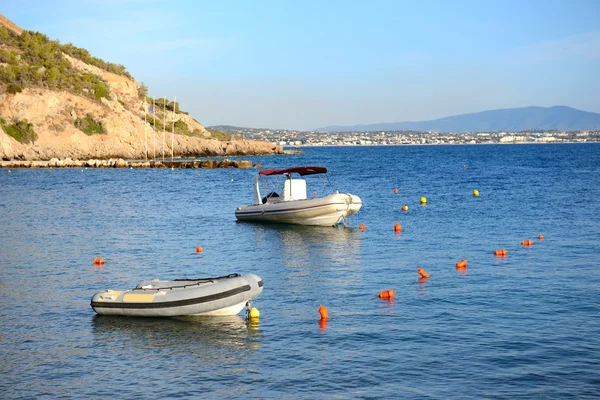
[0,14,282,160]
[317,106,600,133]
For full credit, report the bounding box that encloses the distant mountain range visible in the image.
[316,106,600,132]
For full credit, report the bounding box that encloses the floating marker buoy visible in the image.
[319,319,328,329]
[379,289,395,299]
[538,234,544,240]
[318,304,329,320]
[420,196,427,204]
[394,222,402,232]
[401,205,408,211]
[359,223,366,230]
[521,240,533,246]
[473,190,479,197]
[417,268,430,278]
[494,249,507,257]
[393,188,399,193]
[94,258,105,265]
[249,307,260,319]
[455,259,467,268]
[196,246,203,253]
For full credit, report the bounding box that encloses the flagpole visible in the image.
[162,98,165,162]
[171,96,175,163]
[153,97,156,161]
[144,97,147,161]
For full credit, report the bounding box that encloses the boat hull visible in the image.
[235,193,362,226]
[90,273,263,317]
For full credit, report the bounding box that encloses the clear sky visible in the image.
[4,0,600,130]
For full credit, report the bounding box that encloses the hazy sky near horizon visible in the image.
[5,0,600,130]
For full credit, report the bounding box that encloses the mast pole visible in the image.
[172,96,175,163]
[162,98,165,162]
[144,97,147,161]
[153,97,156,161]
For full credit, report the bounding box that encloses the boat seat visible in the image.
[262,192,279,204]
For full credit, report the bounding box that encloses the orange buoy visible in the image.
[456,265,467,274]
[538,234,544,240]
[196,246,203,253]
[359,223,367,230]
[94,257,104,265]
[455,259,467,268]
[319,319,328,330]
[417,268,430,278]
[393,188,399,193]
[494,249,508,257]
[99,258,105,265]
[379,289,395,299]
[394,222,402,232]
[401,205,408,211]
[521,240,533,246]
[318,304,329,320]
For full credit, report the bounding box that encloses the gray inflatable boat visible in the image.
[91,273,263,317]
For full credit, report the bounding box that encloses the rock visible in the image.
[253,162,262,168]
[49,157,59,167]
[63,157,73,167]
[115,158,127,168]
[200,160,216,168]
[218,159,234,168]
[234,160,252,168]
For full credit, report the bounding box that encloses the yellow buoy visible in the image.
[473,190,479,197]
[420,196,427,204]
[249,307,260,318]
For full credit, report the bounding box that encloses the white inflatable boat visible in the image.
[90,273,263,317]
[235,166,362,226]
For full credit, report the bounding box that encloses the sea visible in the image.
[1,143,599,399]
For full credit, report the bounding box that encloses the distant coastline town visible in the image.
[211,126,600,146]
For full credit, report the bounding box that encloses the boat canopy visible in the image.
[259,166,327,176]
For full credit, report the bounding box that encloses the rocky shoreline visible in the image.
[0,157,263,169]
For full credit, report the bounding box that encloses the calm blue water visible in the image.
[1,144,599,399]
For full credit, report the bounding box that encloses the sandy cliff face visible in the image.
[0,16,282,160]
[0,84,281,160]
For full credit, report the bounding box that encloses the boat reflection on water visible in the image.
[91,315,262,360]
[251,224,363,268]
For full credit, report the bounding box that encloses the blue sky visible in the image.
[4,0,600,130]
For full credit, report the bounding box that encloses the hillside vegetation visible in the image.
[0,26,115,101]
[0,14,281,160]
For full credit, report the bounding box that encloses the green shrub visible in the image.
[74,115,104,135]
[138,82,148,98]
[6,83,23,94]
[209,130,232,141]
[174,119,190,135]
[93,81,110,100]
[1,120,37,144]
